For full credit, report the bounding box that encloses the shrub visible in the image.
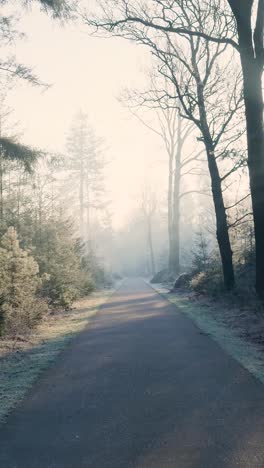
[190,267,224,296]
[190,271,207,292]
[0,227,47,337]
[34,221,88,308]
[81,276,96,295]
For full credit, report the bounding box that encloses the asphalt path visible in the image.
[1,278,264,467]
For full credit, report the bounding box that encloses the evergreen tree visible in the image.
[0,227,45,336]
[192,230,210,273]
[65,111,105,243]
[36,219,95,308]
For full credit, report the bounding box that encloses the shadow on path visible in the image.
[0,278,264,467]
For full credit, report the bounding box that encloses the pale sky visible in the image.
[6,7,168,228]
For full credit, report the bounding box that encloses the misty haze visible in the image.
[1,1,264,467]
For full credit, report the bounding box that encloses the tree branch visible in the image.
[88,15,239,51]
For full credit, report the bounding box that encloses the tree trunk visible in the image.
[86,167,92,252]
[168,151,174,271]
[79,161,84,238]
[192,52,235,289]
[206,145,235,290]
[147,217,156,275]
[170,118,182,275]
[229,0,264,297]
[170,215,180,275]
[170,170,180,275]
[244,63,264,298]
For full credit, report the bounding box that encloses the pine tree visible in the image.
[65,111,105,243]
[0,227,44,336]
[37,219,95,308]
[192,230,210,273]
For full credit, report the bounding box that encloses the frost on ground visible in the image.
[0,289,115,424]
[150,282,264,385]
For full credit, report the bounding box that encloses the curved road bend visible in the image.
[1,278,264,467]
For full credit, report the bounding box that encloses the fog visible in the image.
[7,6,163,229]
[0,0,254,284]
[1,4,264,465]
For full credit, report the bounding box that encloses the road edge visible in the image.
[145,279,264,386]
[0,280,124,425]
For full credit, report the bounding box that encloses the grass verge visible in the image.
[148,281,264,386]
[0,287,117,424]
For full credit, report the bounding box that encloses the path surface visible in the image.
[1,279,264,467]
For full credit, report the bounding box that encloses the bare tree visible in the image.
[86,1,245,290]
[141,185,157,276]
[85,0,264,296]
[123,79,203,275]
[65,111,106,245]
[227,1,264,298]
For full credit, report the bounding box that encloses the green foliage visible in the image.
[0,131,111,336]
[0,227,47,336]
[0,221,100,338]
[0,137,42,172]
[37,0,73,18]
[191,218,257,299]
[32,220,95,308]
[64,111,106,237]
[79,272,96,296]
[81,249,106,286]
[190,229,224,296]
[192,230,210,273]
